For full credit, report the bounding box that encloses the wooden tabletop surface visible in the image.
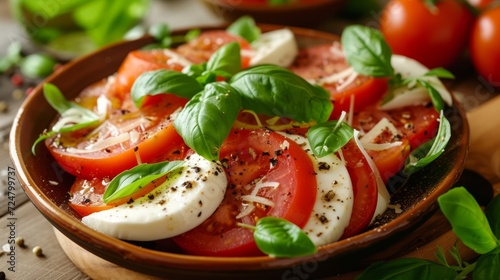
[1,0,499,279]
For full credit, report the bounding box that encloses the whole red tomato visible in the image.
[470,7,500,87]
[380,0,475,69]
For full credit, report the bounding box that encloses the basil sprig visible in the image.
[226,15,261,43]
[32,83,100,154]
[307,120,354,157]
[357,187,500,279]
[341,25,454,112]
[103,160,184,204]
[240,217,317,258]
[131,43,333,161]
[403,110,451,175]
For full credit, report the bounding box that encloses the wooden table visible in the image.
[1,0,499,279]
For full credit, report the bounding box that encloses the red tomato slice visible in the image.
[288,44,388,119]
[339,140,379,239]
[176,30,252,68]
[115,49,188,94]
[46,90,189,179]
[173,129,317,256]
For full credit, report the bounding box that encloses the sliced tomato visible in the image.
[115,49,188,94]
[46,92,189,179]
[173,129,317,256]
[339,139,379,239]
[288,44,389,119]
[176,30,252,68]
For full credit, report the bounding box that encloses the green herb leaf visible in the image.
[19,53,57,78]
[32,83,100,154]
[307,121,354,157]
[103,160,184,203]
[148,22,171,41]
[205,42,242,79]
[403,111,450,174]
[424,68,455,79]
[226,16,261,43]
[230,65,332,124]
[0,41,22,73]
[415,79,445,112]
[356,258,457,280]
[485,193,500,239]
[341,25,394,77]
[131,69,203,108]
[438,187,499,255]
[253,217,316,258]
[473,246,500,280]
[173,82,242,161]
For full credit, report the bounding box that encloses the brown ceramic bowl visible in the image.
[203,0,346,27]
[10,24,469,279]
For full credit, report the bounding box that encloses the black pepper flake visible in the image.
[274,149,283,156]
[192,166,201,173]
[83,198,91,204]
[197,212,202,217]
[318,214,329,224]
[262,151,270,157]
[134,146,139,152]
[199,200,203,206]
[182,181,193,189]
[172,150,181,154]
[105,148,112,153]
[158,199,166,205]
[127,197,135,204]
[270,158,278,167]
[148,194,155,200]
[323,190,336,202]
[318,162,330,171]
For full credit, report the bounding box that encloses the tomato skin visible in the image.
[339,140,378,239]
[173,129,317,256]
[470,7,500,88]
[47,94,189,179]
[115,49,187,94]
[380,0,474,69]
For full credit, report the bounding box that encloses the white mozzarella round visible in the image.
[249,28,298,68]
[278,133,354,246]
[82,153,227,241]
[379,55,453,110]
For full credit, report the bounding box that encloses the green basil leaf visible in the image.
[20,53,57,78]
[355,258,457,280]
[103,160,184,204]
[230,65,332,123]
[173,82,242,161]
[205,42,241,78]
[254,217,316,258]
[307,121,354,158]
[341,25,394,77]
[32,130,57,155]
[148,22,171,41]
[403,112,450,175]
[182,62,207,77]
[485,194,500,239]
[473,246,500,280]
[424,68,455,79]
[416,79,445,112]
[226,15,261,43]
[438,187,499,255]
[131,69,203,108]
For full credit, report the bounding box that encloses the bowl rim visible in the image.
[9,23,470,277]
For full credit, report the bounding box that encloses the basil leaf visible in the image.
[424,68,455,79]
[131,69,203,108]
[438,187,499,255]
[356,258,457,280]
[416,79,445,112]
[230,65,332,123]
[485,194,500,239]
[205,42,241,78]
[103,160,184,204]
[182,62,207,77]
[173,82,242,161]
[307,121,354,158]
[403,112,450,175]
[148,22,171,41]
[20,53,57,78]
[226,15,261,43]
[341,25,394,77]
[254,217,316,258]
[474,247,500,280]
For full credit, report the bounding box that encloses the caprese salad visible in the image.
[33,16,453,258]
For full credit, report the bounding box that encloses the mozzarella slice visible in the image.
[249,28,298,68]
[278,132,354,247]
[379,55,453,110]
[82,153,227,241]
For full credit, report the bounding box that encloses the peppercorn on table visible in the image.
[1,0,499,279]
